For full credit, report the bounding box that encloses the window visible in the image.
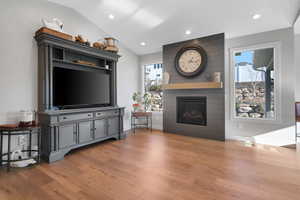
[231,43,280,120]
[144,63,163,111]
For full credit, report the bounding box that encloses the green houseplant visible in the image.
[143,92,153,112]
[132,92,153,112]
[132,92,142,112]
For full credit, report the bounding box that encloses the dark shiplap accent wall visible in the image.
[163,33,225,141]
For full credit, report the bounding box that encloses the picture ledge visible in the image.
[162,82,223,90]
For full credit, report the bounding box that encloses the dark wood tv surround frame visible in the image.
[35,33,125,163]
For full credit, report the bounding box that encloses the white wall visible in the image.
[0,0,139,131]
[139,52,163,130]
[295,34,300,101]
[139,52,163,66]
[118,48,140,130]
[225,28,295,145]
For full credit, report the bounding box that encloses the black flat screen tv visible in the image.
[53,67,111,109]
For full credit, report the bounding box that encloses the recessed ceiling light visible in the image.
[185,30,192,35]
[140,42,146,46]
[252,14,261,20]
[108,14,115,20]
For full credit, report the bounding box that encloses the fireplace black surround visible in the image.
[163,33,225,141]
[177,97,207,126]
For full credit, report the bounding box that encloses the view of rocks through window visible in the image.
[234,48,275,119]
[144,64,163,111]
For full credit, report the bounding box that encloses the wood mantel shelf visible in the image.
[163,82,223,90]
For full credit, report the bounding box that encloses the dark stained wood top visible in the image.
[0,124,40,131]
[132,112,152,117]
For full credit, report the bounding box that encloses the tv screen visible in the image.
[53,67,111,109]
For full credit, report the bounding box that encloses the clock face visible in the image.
[178,50,202,73]
[175,46,207,78]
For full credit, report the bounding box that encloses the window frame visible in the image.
[229,41,282,123]
[143,63,163,112]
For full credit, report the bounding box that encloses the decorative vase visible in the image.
[213,72,221,82]
[163,72,170,84]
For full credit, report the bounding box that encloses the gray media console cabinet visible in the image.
[35,32,125,163]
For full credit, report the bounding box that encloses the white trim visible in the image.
[142,63,164,112]
[229,41,282,123]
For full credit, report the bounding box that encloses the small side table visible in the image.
[131,112,152,133]
[0,124,41,172]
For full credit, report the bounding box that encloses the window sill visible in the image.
[231,116,281,124]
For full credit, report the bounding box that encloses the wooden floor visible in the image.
[1,129,300,200]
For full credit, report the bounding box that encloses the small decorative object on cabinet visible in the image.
[75,35,91,46]
[175,46,207,78]
[0,124,41,172]
[131,112,152,133]
[73,60,96,67]
[93,41,105,50]
[41,18,64,32]
[104,37,119,53]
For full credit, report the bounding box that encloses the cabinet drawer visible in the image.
[96,110,119,118]
[59,113,93,122]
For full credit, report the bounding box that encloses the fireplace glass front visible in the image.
[177,96,207,126]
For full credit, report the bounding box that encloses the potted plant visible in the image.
[143,92,153,112]
[132,92,142,112]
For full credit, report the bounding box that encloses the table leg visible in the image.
[37,128,41,162]
[151,115,152,132]
[29,130,32,157]
[147,116,149,130]
[0,133,2,167]
[7,132,11,172]
[131,115,132,132]
[133,117,136,134]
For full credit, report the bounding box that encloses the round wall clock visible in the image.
[174,46,207,78]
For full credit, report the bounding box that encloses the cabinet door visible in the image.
[59,124,76,149]
[78,121,93,143]
[94,119,107,138]
[108,117,119,136]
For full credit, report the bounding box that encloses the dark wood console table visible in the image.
[0,124,41,172]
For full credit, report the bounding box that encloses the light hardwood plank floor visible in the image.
[0,129,300,200]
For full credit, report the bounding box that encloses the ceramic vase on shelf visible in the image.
[213,72,221,82]
[163,72,170,85]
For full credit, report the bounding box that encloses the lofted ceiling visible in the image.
[48,0,300,55]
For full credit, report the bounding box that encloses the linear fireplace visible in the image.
[177,97,207,126]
